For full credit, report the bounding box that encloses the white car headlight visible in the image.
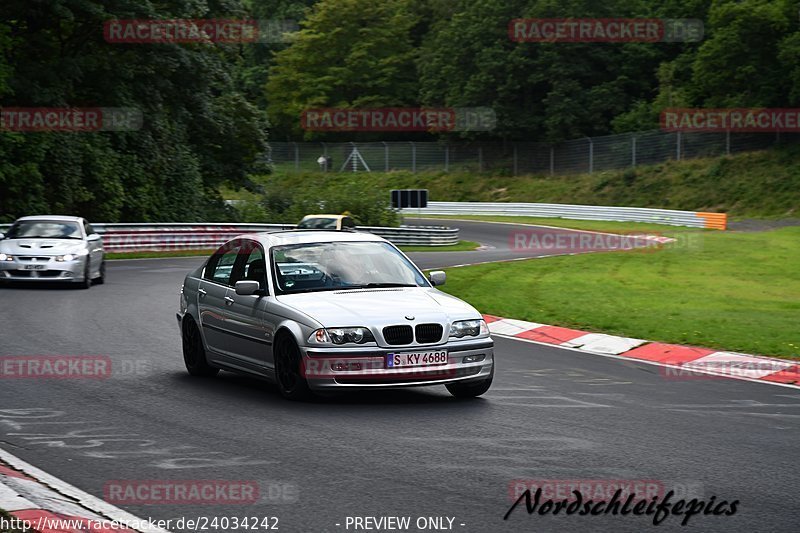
[55,254,76,262]
[449,319,489,339]
[0,253,13,262]
[309,327,376,345]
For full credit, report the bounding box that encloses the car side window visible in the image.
[230,241,268,292]
[83,221,96,236]
[204,242,241,286]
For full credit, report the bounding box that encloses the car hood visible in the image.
[276,287,480,327]
[0,239,85,255]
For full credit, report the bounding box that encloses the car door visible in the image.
[198,241,241,357]
[224,239,276,373]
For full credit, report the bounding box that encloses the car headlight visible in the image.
[449,319,489,339]
[0,253,13,261]
[309,327,376,345]
[55,254,76,262]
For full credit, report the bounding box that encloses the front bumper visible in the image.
[0,256,86,282]
[299,339,494,389]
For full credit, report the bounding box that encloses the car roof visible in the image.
[235,229,386,247]
[300,214,348,220]
[16,215,83,223]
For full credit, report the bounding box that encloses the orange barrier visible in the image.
[695,212,727,230]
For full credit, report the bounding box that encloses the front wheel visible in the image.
[182,318,219,377]
[94,260,106,285]
[79,260,92,289]
[446,365,494,398]
[274,335,313,401]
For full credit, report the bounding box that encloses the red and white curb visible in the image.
[483,314,800,388]
[0,448,167,533]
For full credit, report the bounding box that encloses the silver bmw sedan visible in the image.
[177,230,494,400]
[0,215,105,288]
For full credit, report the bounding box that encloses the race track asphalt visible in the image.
[0,220,797,533]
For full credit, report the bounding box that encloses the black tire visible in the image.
[446,365,494,398]
[94,260,106,285]
[182,318,219,377]
[274,334,313,401]
[79,260,92,289]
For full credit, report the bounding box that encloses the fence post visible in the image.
[587,137,593,174]
[410,141,416,173]
[726,130,730,155]
[513,143,518,176]
[676,132,681,161]
[631,134,636,168]
[293,142,299,172]
[478,146,483,172]
[549,146,554,176]
[444,143,449,172]
[382,141,389,172]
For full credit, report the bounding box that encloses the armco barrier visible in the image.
[401,202,727,229]
[0,223,459,251]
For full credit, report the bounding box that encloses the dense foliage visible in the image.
[2,0,798,222]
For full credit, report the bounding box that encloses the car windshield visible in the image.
[297,217,338,229]
[5,220,82,240]
[272,241,428,294]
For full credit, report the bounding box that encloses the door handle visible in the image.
[198,288,207,297]
[224,296,235,305]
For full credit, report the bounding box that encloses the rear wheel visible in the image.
[446,365,494,398]
[274,334,312,401]
[182,318,219,377]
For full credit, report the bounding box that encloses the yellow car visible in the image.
[297,214,357,231]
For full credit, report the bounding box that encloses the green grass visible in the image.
[400,240,479,252]
[235,144,800,218]
[438,226,800,359]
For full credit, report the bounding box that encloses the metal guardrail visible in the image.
[0,222,459,250]
[400,202,727,229]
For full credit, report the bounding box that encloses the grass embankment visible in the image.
[228,144,800,218]
[437,224,800,359]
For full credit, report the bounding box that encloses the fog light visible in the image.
[462,354,485,363]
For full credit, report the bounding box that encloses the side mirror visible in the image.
[235,280,261,296]
[428,270,446,287]
[87,233,101,242]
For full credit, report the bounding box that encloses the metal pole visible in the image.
[725,130,730,155]
[382,141,389,172]
[444,143,449,172]
[587,137,593,174]
[550,146,554,176]
[410,141,416,173]
[631,134,636,168]
[676,132,681,161]
[513,143,518,176]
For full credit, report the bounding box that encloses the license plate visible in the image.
[387,351,448,368]
[24,264,46,270]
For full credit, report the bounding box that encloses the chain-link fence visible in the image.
[268,130,796,175]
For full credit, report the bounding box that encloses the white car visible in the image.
[0,216,105,288]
